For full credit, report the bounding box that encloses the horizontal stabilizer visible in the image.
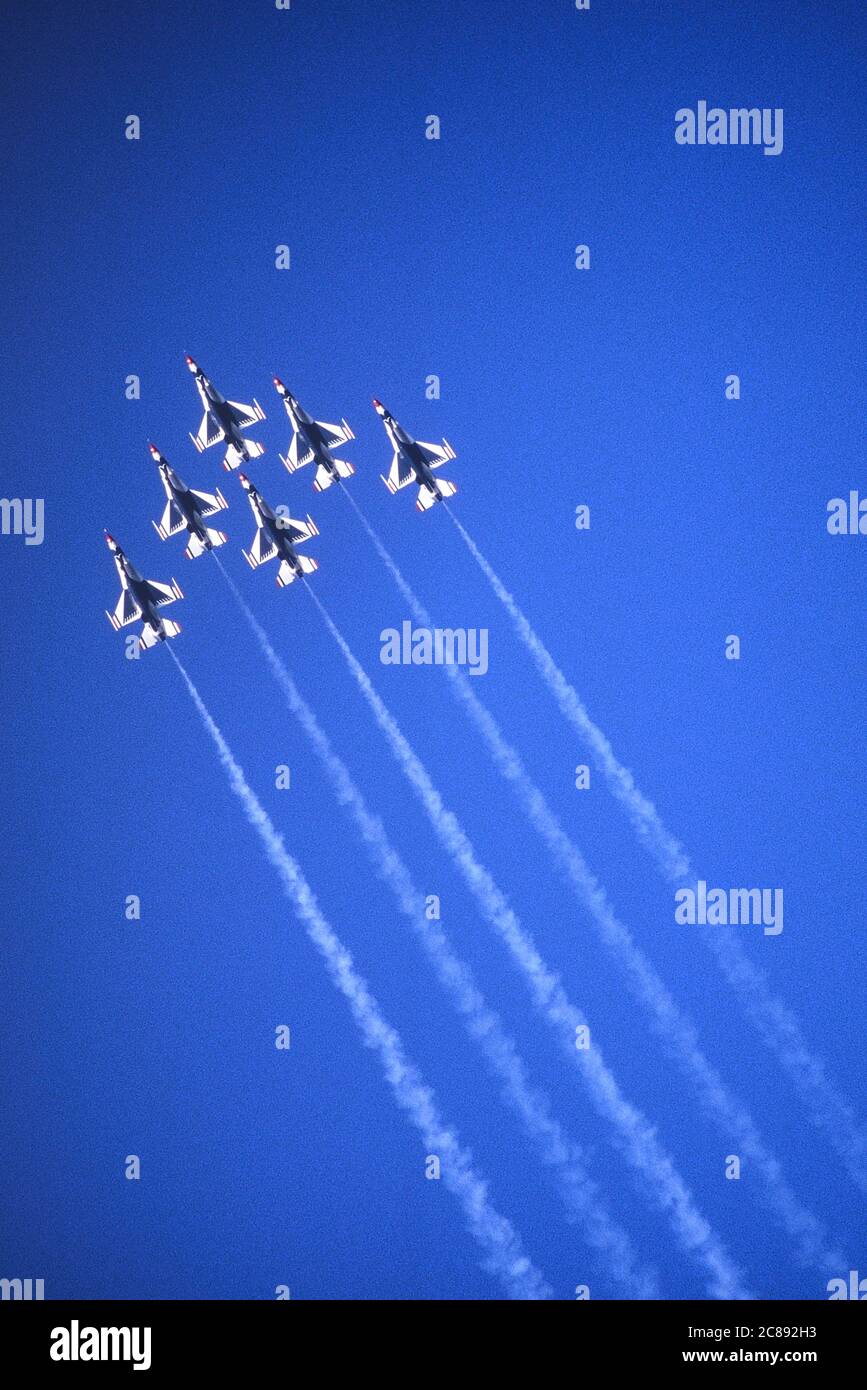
[416,479,456,511]
[138,619,180,649]
[185,528,227,559]
[276,555,318,588]
[313,465,335,492]
[223,439,265,471]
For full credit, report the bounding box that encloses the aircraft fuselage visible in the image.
[388,421,439,493]
[196,375,245,452]
[291,403,338,476]
[173,488,210,545]
[113,559,164,640]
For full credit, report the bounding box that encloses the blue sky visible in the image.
[1,0,864,1299]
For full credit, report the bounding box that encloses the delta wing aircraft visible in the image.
[273,378,355,492]
[186,355,266,471]
[149,446,229,558]
[239,475,319,588]
[373,399,457,511]
[103,533,183,648]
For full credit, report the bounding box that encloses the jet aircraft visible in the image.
[104,532,183,648]
[150,446,229,558]
[239,475,319,587]
[186,355,266,471]
[273,378,355,492]
[373,399,457,511]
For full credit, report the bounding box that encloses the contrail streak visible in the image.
[167,644,551,1301]
[446,507,867,1198]
[211,554,656,1297]
[340,489,845,1277]
[303,553,749,1299]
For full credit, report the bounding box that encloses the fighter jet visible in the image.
[185,355,266,471]
[273,377,355,492]
[373,399,457,511]
[150,446,229,559]
[239,475,319,588]
[103,533,183,649]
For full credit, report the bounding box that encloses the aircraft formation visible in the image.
[104,358,459,651]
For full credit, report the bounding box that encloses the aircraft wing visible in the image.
[383,450,416,493]
[109,589,142,628]
[193,410,224,452]
[246,526,280,566]
[189,487,227,518]
[227,399,265,430]
[276,511,317,545]
[156,499,187,538]
[315,419,354,450]
[416,440,456,470]
[282,430,316,473]
[273,511,318,542]
[143,579,181,609]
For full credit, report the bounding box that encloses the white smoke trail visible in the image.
[341,489,845,1277]
[446,507,867,1198]
[166,645,551,1301]
[302,562,749,1299]
[211,554,656,1297]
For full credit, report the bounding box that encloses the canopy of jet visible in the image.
[104,355,459,650]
